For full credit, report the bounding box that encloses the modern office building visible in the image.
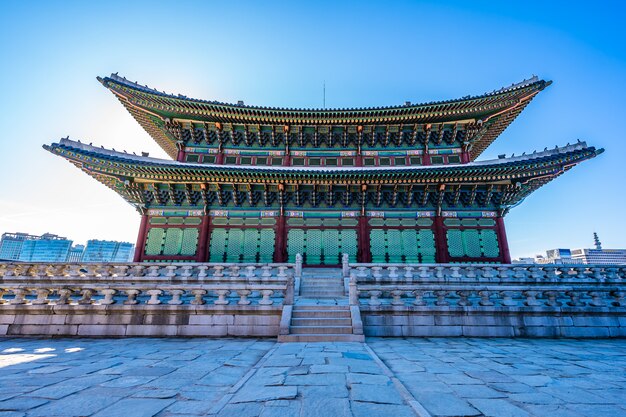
[570,249,626,265]
[68,244,85,262]
[17,233,73,262]
[82,240,135,262]
[0,232,33,261]
[45,74,601,265]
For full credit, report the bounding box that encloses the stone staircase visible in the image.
[278,268,364,342]
[299,269,345,298]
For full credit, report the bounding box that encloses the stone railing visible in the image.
[348,263,626,307]
[0,262,297,307]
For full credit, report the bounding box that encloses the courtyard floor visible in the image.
[0,338,625,417]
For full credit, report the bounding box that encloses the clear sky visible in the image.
[0,1,624,258]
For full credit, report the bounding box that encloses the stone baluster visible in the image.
[500,291,518,306]
[9,288,28,304]
[68,264,82,278]
[35,264,49,278]
[456,290,472,306]
[165,266,178,278]
[131,265,146,277]
[388,267,399,280]
[114,265,130,278]
[32,288,50,305]
[610,291,624,307]
[86,264,101,278]
[214,289,230,305]
[356,267,368,278]
[245,266,257,278]
[259,290,274,305]
[278,266,288,278]
[418,266,432,279]
[574,267,587,280]
[434,290,449,306]
[78,289,94,305]
[403,266,414,279]
[543,266,558,282]
[349,275,358,306]
[478,290,494,306]
[607,267,619,280]
[590,266,605,282]
[480,267,495,279]
[434,266,445,279]
[181,266,193,278]
[167,289,185,305]
[100,289,117,305]
[513,267,528,280]
[148,266,161,277]
[191,289,207,305]
[412,290,426,306]
[449,266,462,279]
[147,289,163,305]
[522,290,541,306]
[213,266,225,278]
[237,290,252,305]
[566,291,585,307]
[368,290,382,306]
[464,266,477,279]
[56,264,70,277]
[543,290,562,307]
[498,267,512,279]
[124,289,140,305]
[99,265,113,278]
[261,266,272,279]
[57,288,73,304]
[528,266,542,280]
[390,289,404,306]
[0,289,6,304]
[229,266,241,278]
[197,266,209,279]
[588,291,606,307]
[557,266,572,281]
[371,267,383,280]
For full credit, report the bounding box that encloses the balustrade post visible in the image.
[434,290,449,306]
[566,291,585,307]
[349,274,358,306]
[295,254,303,278]
[284,276,294,305]
[9,289,27,305]
[214,289,230,305]
[404,266,415,279]
[167,289,184,305]
[147,290,163,305]
[191,290,207,305]
[58,288,73,304]
[78,289,94,305]
[611,291,624,306]
[588,291,606,307]
[478,290,494,306]
[500,291,517,306]
[543,290,562,307]
[342,253,350,278]
[457,290,472,306]
[237,290,252,305]
[197,265,209,279]
[100,289,117,305]
[522,290,541,307]
[124,289,140,305]
[32,289,50,305]
[259,290,274,305]
[368,290,382,306]
[412,290,426,306]
[390,290,404,306]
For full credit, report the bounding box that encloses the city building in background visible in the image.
[68,244,85,262]
[0,233,135,262]
[513,234,626,265]
[45,74,601,265]
[0,232,33,261]
[17,233,73,262]
[82,240,135,262]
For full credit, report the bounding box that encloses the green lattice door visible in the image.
[287,229,358,265]
[446,229,499,259]
[209,228,275,262]
[144,227,199,257]
[370,229,435,263]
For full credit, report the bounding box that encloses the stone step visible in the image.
[300,284,344,289]
[278,334,365,342]
[292,310,351,318]
[289,325,353,335]
[293,305,350,310]
[291,317,352,327]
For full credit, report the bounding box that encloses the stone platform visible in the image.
[1,337,625,417]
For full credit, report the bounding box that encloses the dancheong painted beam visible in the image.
[45,75,601,265]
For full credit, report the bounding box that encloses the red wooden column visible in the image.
[195,214,211,262]
[433,216,449,263]
[422,149,431,165]
[176,143,186,162]
[273,214,287,263]
[357,215,372,263]
[495,216,512,264]
[133,213,149,262]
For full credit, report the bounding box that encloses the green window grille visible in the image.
[446,228,500,258]
[180,228,199,256]
[287,229,305,263]
[209,229,228,262]
[480,230,500,258]
[163,228,183,255]
[145,228,165,256]
[242,229,260,263]
[259,229,276,263]
[226,229,244,262]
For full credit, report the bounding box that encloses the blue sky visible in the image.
[0,1,624,258]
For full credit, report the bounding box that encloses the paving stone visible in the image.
[298,385,349,399]
[231,386,298,403]
[413,392,481,416]
[351,402,416,417]
[346,373,390,385]
[450,384,507,399]
[468,398,531,417]
[27,384,85,399]
[259,402,302,417]
[91,398,175,417]
[26,394,120,416]
[284,373,345,386]
[0,398,49,412]
[350,384,404,404]
[309,364,349,373]
[163,399,216,415]
[217,402,263,417]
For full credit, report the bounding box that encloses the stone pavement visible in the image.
[0,338,624,417]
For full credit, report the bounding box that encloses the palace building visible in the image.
[45,75,601,265]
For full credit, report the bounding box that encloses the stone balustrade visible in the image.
[0,261,296,307]
[348,263,626,337]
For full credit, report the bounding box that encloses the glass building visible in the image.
[82,240,135,262]
[17,233,73,262]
